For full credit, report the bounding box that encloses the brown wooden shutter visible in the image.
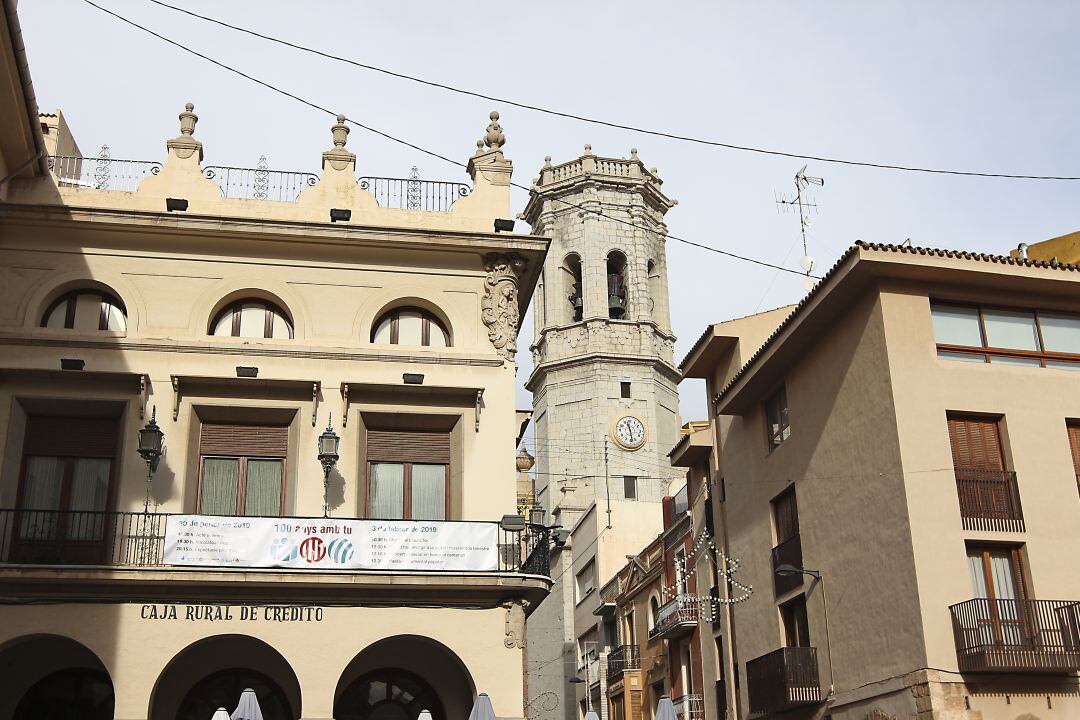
[200,423,288,457]
[947,415,1004,470]
[25,416,118,457]
[367,430,451,464]
[1067,423,1080,476]
[772,488,799,545]
[629,690,642,720]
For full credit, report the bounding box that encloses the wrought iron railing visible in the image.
[771,533,803,597]
[359,175,470,212]
[204,163,318,202]
[950,598,1080,673]
[672,694,705,720]
[746,646,821,716]
[954,468,1025,532]
[48,152,162,192]
[0,509,550,576]
[651,594,699,638]
[606,644,640,680]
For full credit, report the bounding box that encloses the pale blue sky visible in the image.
[21,1,1080,423]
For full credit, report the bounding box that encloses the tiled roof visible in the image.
[711,241,1080,410]
[677,305,795,371]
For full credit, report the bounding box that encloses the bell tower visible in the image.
[522,146,682,720]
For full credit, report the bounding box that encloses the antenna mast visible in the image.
[775,165,824,290]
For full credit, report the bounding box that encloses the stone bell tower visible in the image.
[522,146,681,525]
[521,146,682,720]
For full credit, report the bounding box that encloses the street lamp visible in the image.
[775,563,835,696]
[318,415,340,517]
[137,407,165,513]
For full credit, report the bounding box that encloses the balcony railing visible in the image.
[746,646,822,716]
[48,154,162,192]
[672,694,704,720]
[358,176,470,212]
[650,594,699,640]
[606,644,640,680]
[950,598,1080,673]
[955,469,1025,532]
[771,533,803,597]
[0,509,550,576]
[204,165,318,202]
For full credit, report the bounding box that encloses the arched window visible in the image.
[607,251,628,320]
[371,307,450,347]
[177,670,294,720]
[647,259,659,318]
[211,300,293,339]
[41,290,126,332]
[649,595,660,632]
[14,668,114,720]
[562,254,583,323]
[336,669,446,720]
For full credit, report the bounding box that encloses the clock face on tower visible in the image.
[612,414,647,451]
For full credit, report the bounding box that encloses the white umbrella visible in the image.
[211,709,231,720]
[418,711,434,720]
[584,713,600,720]
[655,696,677,720]
[232,688,265,720]
[468,693,497,720]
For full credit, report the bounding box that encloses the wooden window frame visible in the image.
[1067,421,1080,498]
[40,290,126,331]
[211,300,294,340]
[365,460,450,520]
[371,307,451,348]
[195,455,287,517]
[967,543,1030,646]
[779,594,811,648]
[764,386,790,450]
[931,300,1080,369]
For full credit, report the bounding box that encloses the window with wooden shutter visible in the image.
[947,414,1024,531]
[198,423,287,517]
[1068,423,1080,497]
[366,430,450,520]
[772,488,799,545]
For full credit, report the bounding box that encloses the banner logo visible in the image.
[299,537,326,563]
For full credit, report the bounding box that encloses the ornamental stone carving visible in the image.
[167,102,203,160]
[865,711,896,720]
[482,252,527,360]
[503,599,528,648]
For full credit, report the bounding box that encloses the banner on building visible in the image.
[163,515,499,572]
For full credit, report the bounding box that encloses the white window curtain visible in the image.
[200,458,239,515]
[244,459,283,516]
[20,456,63,539]
[411,464,446,520]
[68,458,110,539]
[370,463,405,519]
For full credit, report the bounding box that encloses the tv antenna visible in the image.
[775,165,824,290]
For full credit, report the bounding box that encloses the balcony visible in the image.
[0,509,550,575]
[672,694,704,720]
[606,644,640,681]
[771,533,803,597]
[650,595,699,640]
[950,598,1080,673]
[955,469,1025,532]
[746,647,822,716]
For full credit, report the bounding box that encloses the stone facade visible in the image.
[522,148,683,720]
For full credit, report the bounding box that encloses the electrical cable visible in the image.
[79,0,822,279]
[141,0,1080,182]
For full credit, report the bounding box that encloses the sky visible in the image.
[19,0,1080,424]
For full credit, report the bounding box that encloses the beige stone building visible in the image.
[0,7,553,719]
[681,242,1080,719]
[521,148,684,720]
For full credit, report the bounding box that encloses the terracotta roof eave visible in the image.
[712,241,1080,412]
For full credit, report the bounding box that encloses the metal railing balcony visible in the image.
[606,644,640,680]
[771,533,803,597]
[0,509,551,576]
[650,594,699,640]
[950,598,1080,673]
[954,468,1025,532]
[672,694,704,720]
[358,176,470,212]
[203,164,318,202]
[49,153,162,192]
[746,646,822,716]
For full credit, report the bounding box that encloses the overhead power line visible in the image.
[80,0,817,278]
[139,0,1080,182]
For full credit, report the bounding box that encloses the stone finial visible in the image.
[475,139,485,156]
[630,148,639,160]
[178,102,198,137]
[516,446,535,471]
[543,156,552,168]
[331,114,349,148]
[583,144,593,155]
[484,111,505,151]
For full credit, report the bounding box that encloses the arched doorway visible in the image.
[336,669,445,720]
[149,635,301,720]
[335,636,474,720]
[0,635,114,720]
